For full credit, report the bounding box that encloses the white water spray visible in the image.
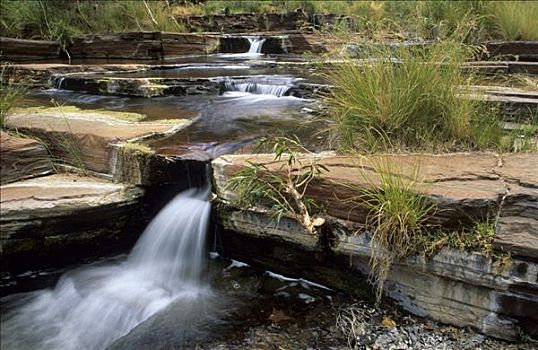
[1,187,211,350]
[223,81,291,97]
[247,36,266,54]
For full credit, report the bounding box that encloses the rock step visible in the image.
[4,107,188,175]
[0,37,60,61]
[1,131,53,185]
[212,152,538,340]
[0,174,145,272]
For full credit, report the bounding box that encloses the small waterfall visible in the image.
[223,81,291,97]
[1,187,212,350]
[51,76,65,89]
[247,36,266,54]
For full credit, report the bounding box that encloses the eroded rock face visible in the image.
[69,32,220,60]
[212,152,538,340]
[0,174,145,271]
[485,41,538,62]
[493,154,538,260]
[4,107,187,174]
[0,131,53,185]
[0,37,60,61]
[1,63,148,87]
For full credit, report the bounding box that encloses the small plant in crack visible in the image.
[227,136,327,235]
[47,99,86,172]
[345,159,435,304]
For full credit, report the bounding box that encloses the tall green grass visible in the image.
[353,159,434,303]
[486,1,538,41]
[0,65,27,129]
[0,0,184,43]
[323,35,509,153]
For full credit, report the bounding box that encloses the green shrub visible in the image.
[0,0,184,43]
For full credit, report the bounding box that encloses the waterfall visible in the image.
[247,36,266,54]
[1,187,212,350]
[52,76,65,89]
[223,81,291,97]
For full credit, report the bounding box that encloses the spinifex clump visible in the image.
[324,38,504,153]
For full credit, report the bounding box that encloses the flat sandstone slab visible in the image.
[0,174,145,270]
[0,174,139,215]
[213,152,538,258]
[4,107,187,174]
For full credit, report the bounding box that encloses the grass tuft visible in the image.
[0,65,27,129]
[322,35,512,153]
[348,159,434,303]
[487,1,538,41]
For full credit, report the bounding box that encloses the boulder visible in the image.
[0,131,53,185]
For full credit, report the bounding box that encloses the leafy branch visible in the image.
[227,136,328,235]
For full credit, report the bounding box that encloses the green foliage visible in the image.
[486,1,538,41]
[347,159,434,303]
[323,35,511,153]
[0,65,27,129]
[0,0,184,43]
[227,136,327,233]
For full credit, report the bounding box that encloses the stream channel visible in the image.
[1,37,530,350]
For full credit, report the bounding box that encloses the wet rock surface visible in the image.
[108,258,536,349]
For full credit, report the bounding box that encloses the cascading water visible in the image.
[52,76,66,89]
[1,186,211,350]
[247,36,266,54]
[223,81,291,97]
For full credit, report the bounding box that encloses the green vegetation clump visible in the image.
[346,159,506,303]
[348,160,434,302]
[2,1,536,43]
[0,0,184,45]
[0,65,27,129]
[323,37,513,153]
[487,1,538,41]
[227,137,327,234]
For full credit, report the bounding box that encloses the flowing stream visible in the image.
[1,187,211,350]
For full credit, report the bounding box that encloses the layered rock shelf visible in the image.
[1,131,53,185]
[212,152,538,340]
[0,174,145,271]
[4,107,189,175]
